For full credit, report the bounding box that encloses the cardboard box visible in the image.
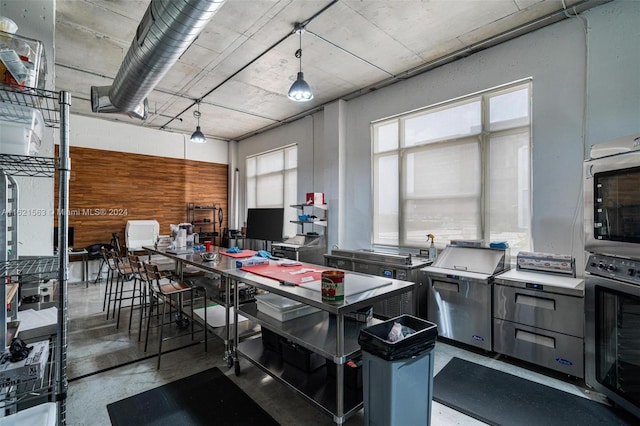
[0,339,49,388]
[305,192,325,205]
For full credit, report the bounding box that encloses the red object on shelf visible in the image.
[305,192,325,205]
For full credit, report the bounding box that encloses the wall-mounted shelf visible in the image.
[290,204,328,229]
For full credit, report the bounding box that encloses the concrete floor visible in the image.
[63,278,600,426]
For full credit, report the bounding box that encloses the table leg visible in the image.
[233,277,240,376]
[83,252,88,288]
[223,275,233,368]
[335,313,345,424]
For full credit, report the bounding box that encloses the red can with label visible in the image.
[321,270,344,303]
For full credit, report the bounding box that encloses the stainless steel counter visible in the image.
[324,249,431,318]
[226,266,415,425]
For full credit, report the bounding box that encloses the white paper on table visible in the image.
[193,304,248,328]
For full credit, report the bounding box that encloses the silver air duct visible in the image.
[91,0,225,120]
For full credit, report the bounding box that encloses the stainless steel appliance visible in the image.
[271,233,326,265]
[324,249,431,318]
[585,253,640,419]
[493,252,585,377]
[423,245,509,351]
[584,134,640,259]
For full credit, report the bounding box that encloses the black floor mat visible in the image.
[107,367,280,426]
[433,357,636,426]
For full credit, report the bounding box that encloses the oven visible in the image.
[584,134,640,259]
[585,253,640,419]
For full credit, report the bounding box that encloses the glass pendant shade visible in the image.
[288,71,313,102]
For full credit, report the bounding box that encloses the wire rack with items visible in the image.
[0,77,69,423]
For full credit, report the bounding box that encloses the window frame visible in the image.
[245,144,298,238]
[371,79,532,250]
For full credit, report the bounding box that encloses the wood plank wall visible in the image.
[54,146,228,249]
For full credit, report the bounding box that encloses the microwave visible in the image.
[584,134,640,259]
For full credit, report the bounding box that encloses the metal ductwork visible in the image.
[91,0,225,120]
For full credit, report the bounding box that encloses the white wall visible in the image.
[585,0,640,146]
[68,114,229,163]
[238,0,640,275]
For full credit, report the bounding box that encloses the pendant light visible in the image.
[190,100,206,143]
[288,24,313,102]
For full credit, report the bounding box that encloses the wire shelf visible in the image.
[0,337,56,411]
[0,154,55,177]
[0,83,60,128]
[0,257,59,281]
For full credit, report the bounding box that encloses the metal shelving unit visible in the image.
[0,82,70,424]
[187,203,222,244]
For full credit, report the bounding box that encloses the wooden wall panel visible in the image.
[54,146,228,249]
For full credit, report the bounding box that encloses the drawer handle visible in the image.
[433,281,459,293]
[515,294,555,310]
[515,329,555,348]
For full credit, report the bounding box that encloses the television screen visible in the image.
[246,208,284,242]
[54,226,75,249]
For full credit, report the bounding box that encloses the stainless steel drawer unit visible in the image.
[493,252,585,378]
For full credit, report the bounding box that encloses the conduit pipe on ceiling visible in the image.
[91,0,225,120]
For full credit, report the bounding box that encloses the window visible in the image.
[246,145,297,238]
[372,81,531,251]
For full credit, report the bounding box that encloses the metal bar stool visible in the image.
[143,262,208,369]
[127,254,149,333]
[110,249,136,328]
[101,246,118,315]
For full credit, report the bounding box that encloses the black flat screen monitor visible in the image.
[245,208,284,242]
[54,226,74,249]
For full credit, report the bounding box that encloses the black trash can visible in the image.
[358,314,437,426]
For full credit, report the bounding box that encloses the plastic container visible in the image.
[358,315,438,426]
[260,326,282,352]
[0,105,43,155]
[281,340,325,372]
[0,30,46,90]
[255,293,320,321]
[358,314,437,361]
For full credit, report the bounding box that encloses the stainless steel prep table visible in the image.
[324,249,432,318]
[226,267,415,425]
[142,246,252,365]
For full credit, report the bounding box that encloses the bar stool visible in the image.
[126,254,149,333]
[143,262,208,369]
[110,249,136,328]
[101,246,118,316]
